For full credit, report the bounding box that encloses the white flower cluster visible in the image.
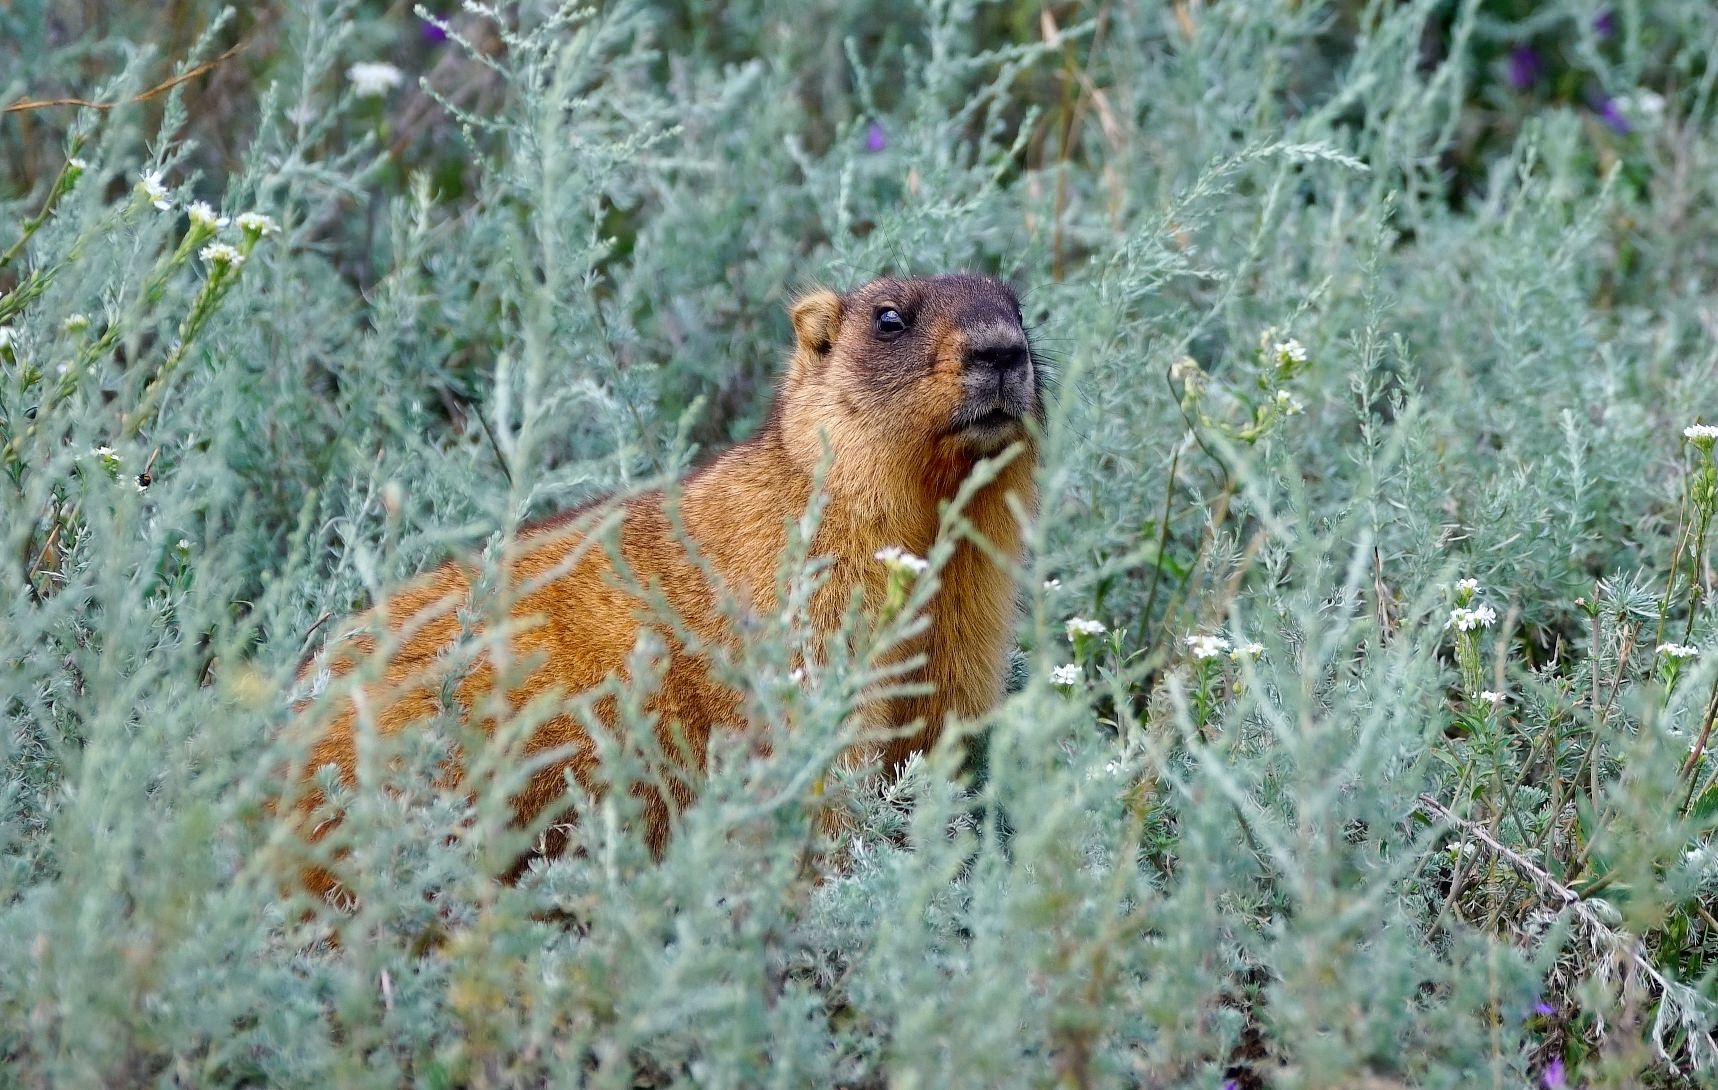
[236,212,280,237]
[199,242,245,269]
[1455,578,1480,596]
[1065,617,1107,638]
[1230,640,1264,660]
[1658,643,1700,661]
[1274,390,1304,416]
[187,201,227,230]
[1479,690,1506,706]
[1685,424,1718,443]
[348,61,405,98]
[1446,604,1498,632]
[873,545,928,575]
[1273,338,1308,365]
[136,170,279,265]
[1050,663,1082,686]
[1186,634,1229,659]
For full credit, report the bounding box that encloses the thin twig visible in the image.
[1418,791,1710,1041]
[298,612,335,659]
[4,42,248,114]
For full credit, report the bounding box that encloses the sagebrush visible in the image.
[5,0,1718,1086]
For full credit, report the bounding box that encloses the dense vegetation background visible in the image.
[5,0,1718,1085]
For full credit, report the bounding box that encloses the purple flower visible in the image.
[865,121,887,153]
[1543,1057,1566,1089]
[1595,96,1631,133]
[421,16,449,44]
[1506,46,1541,91]
[1594,9,1615,38]
[1534,999,1556,1016]
[1221,1082,1239,1090]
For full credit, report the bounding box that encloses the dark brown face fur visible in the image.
[817,275,1041,457]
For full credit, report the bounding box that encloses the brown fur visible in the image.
[288,275,1041,900]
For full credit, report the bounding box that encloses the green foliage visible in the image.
[5,0,1718,1085]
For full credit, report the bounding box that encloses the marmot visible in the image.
[290,274,1041,896]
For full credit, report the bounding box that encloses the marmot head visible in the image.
[780,275,1042,475]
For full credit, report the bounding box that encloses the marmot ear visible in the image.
[790,288,843,361]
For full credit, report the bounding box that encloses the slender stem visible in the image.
[1685,506,1714,643]
[1677,678,1718,817]
[0,150,80,270]
[1141,441,1181,649]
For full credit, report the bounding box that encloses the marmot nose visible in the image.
[965,334,1029,374]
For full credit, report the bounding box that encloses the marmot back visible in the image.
[289,274,1042,898]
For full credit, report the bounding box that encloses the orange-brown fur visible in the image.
[289,275,1040,899]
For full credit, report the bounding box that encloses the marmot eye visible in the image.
[874,307,907,335]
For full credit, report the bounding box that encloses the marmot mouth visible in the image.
[964,407,1019,431]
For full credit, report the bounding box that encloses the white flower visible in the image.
[1043,578,1062,592]
[0,326,15,350]
[1065,617,1108,638]
[1051,663,1082,686]
[186,201,227,230]
[1684,424,1718,442]
[1084,758,1126,783]
[874,545,928,575]
[1274,390,1304,415]
[1446,604,1498,632]
[1683,843,1718,885]
[93,445,119,464]
[1659,643,1700,660]
[62,314,89,333]
[68,157,88,171]
[1479,690,1506,706]
[1455,578,1480,595]
[1623,89,1666,120]
[1273,338,1307,364]
[1230,641,1264,660]
[347,62,405,98]
[235,211,280,237]
[176,538,192,551]
[199,242,244,269]
[138,170,172,211]
[1185,634,1230,660]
